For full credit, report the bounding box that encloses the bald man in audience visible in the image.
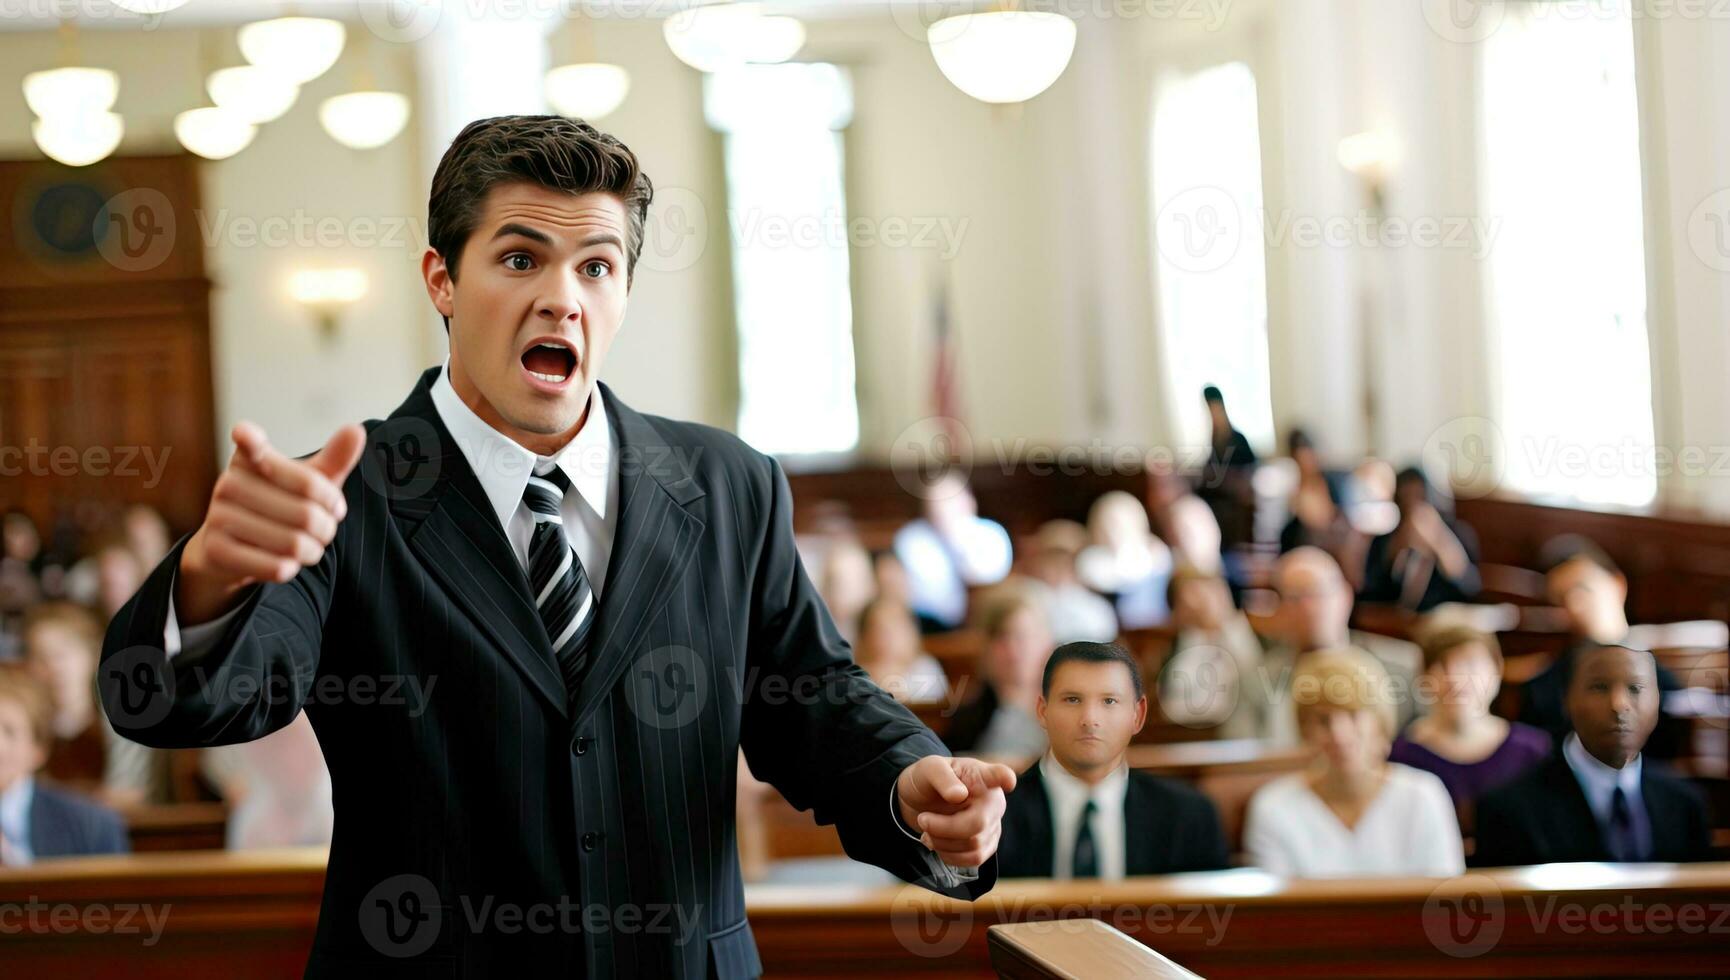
[998,642,1228,879]
[1519,536,1684,756]
[1474,644,1710,866]
[1255,548,1421,745]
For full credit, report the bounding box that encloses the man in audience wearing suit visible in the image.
[998,641,1229,879]
[0,665,129,864]
[99,116,1012,977]
[1474,644,1711,866]
[1519,536,1685,756]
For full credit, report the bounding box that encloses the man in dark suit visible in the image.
[1475,645,1711,866]
[0,665,129,864]
[99,116,1012,978]
[998,642,1229,879]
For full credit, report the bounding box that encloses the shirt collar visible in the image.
[0,773,35,841]
[1039,750,1129,811]
[429,357,614,528]
[1563,731,1642,818]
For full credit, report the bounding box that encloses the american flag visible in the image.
[931,270,965,453]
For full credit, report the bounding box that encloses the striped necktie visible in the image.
[523,464,596,710]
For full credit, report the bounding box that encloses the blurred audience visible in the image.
[816,537,876,645]
[1520,536,1685,755]
[1262,548,1422,745]
[998,641,1228,879]
[0,664,129,863]
[21,602,164,807]
[1475,644,1710,865]
[851,598,948,703]
[945,592,1052,759]
[1021,520,1118,643]
[892,473,1012,632]
[1244,649,1465,877]
[200,714,334,850]
[1157,567,1267,738]
[1389,626,1550,819]
[1358,468,1480,612]
[1075,493,1172,629]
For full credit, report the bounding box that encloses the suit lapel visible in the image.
[1122,772,1152,875]
[379,367,567,720]
[1543,756,1610,857]
[568,382,706,732]
[1020,765,1056,877]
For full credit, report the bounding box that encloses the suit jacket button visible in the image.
[581,832,600,852]
[573,736,589,756]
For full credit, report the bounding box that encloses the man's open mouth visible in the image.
[520,338,577,385]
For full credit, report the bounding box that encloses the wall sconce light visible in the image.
[1337,129,1400,211]
[289,268,366,340]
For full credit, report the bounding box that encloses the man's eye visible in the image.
[504,253,534,271]
[582,260,611,278]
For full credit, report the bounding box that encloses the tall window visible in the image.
[705,63,859,455]
[1480,4,1654,506]
[1149,61,1274,453]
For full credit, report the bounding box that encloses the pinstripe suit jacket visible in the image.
[100,366,996,978]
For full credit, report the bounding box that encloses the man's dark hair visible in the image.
[1287,426,1314,456]
[1202,385,1225,406]
[1539,533,1622,578]
[1040,641,1144,701]
[427,115,655,332]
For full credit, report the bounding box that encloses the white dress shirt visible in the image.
[1040,751,1129,880]
[0,774,36,866]
[1562,732,1650,852]
[166,358,619,656]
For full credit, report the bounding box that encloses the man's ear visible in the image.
[422,247,455,318]
[1133,694,1148,734]
[1034,694,1046,726]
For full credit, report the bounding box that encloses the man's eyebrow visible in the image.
[489,222,553,246]
[487,224,623,252]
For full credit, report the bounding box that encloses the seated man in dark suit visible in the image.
[1475,644,1711,866]
[998,641,1229,878]
[0,665,129,863]
[1518,537,1685,756]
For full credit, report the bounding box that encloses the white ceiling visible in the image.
[0,0,976,32]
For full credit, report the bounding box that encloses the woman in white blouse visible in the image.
[1245,647,1465,877]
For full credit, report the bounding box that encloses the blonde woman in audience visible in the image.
[852,598,949,703]
[21,602,163,807]
[1022,520,1118,643]
[1390,626,1550,817]
[1076,491,1173,628]
[946,592,1053,759]
[1244,648,1465,877]
[816,536,876,645]
[1157,567,1268,738]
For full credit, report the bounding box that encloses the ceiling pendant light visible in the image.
[927,10,1077,105]
[174,106,257,160]
[664,2,805,73]
[545,63,631,120]
[319,90,411,150]
[207,65,299,124]
[22,66,118,118]
[32,111,124,167]
[238,16,346,84]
